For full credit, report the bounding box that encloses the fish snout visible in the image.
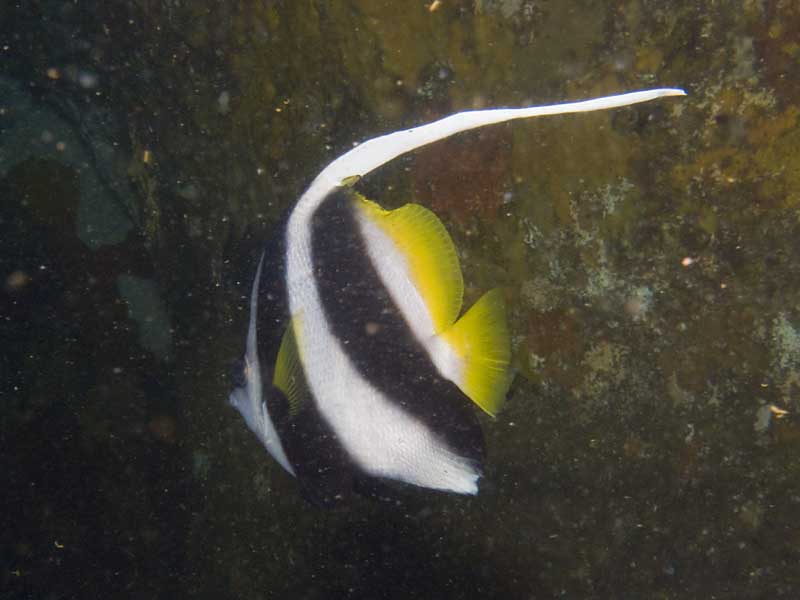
[229,357,247,388]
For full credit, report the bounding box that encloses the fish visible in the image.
[229,88,686,504]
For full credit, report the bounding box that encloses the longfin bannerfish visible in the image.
[229,88,686,503]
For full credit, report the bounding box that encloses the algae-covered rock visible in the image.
[0,77,134,248]
[3,1,800,598]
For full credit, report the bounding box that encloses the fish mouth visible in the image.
[228,357,249,410]
[228,386,247,410]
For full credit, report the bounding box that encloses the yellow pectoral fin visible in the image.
[272,318,307,417]
[354,193,463,333]
[440,288,513,416]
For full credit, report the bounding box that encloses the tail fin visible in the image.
[440,289,513,417]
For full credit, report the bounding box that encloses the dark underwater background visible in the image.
[2,1,799,598]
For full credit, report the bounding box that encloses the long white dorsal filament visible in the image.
[302,88,686,201]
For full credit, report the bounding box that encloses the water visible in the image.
[2,2,799,598]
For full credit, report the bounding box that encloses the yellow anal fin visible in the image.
[440,289,512,416]
[354,194,463,334]
[272,319,307,418]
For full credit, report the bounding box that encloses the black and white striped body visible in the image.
[298,187,485,493]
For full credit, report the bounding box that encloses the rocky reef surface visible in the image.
[2,1,799,598]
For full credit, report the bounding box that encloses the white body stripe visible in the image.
[283,89,685,493]
[355,210,465,387]
[355,213,436,340]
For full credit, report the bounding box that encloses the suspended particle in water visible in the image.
[78,70,99,89]
[4,270,31,292]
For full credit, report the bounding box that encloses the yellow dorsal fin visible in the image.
[272,319,307,417]
[440,289,512,416]
[354,194,463,334]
